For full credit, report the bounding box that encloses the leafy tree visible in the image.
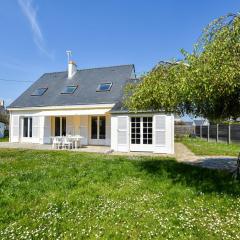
[126,13,240,122]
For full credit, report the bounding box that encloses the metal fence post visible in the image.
[207,125,210,142]
[228,124,231,144]
[200,125,202,138]
[216,124,219,142]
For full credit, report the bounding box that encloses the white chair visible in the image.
[52,137,62,149]
[62,137,73,149]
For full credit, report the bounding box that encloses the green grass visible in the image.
[180,137,240,156]
[0,149,240,239]
[0,137,9,142]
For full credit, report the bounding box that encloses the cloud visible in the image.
[18,0,54,59]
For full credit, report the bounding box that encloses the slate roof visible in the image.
[9,64,135,108]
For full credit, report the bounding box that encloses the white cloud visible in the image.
[18,0,54,59]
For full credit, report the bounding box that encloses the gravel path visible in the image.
[175,143,237,171]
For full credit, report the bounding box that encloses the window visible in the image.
[91,116,106,139]
[143,117,152,144]
[99,116,106,139]
[31,88,48,96]
[55,117,66,136]
[96,83,112,92]
[91,116,98,139]
[131,117,141,144]
[61,86,78,94]
[23,117,32,138]
[131,117,152,145]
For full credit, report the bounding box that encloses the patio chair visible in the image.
[52,137,62,149]
[62,137,73,149]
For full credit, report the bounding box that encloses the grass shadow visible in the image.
[136,158,240,196]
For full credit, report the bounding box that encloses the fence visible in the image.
[195,124,240,144]
[175,125,195,137]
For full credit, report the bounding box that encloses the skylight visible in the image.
[61,85,78,94]
[97,83,112,92]
[31,88,48,96]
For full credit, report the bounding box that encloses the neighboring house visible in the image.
[194,119,209,126]
[8,61,174,153]
[183,121,195,126]
[0,122,5,138]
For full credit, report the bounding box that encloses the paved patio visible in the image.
[0,142,238,172]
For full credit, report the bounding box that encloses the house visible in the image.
[0,100,8,137]
[193,119,209,126]
[7,61,174,153]
[183,121,195,126]
[0,122,5,138]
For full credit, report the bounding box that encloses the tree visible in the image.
[126,13,240,122]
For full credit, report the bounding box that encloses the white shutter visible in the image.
[80,116,88,145]
[43,116,51,144]
[155,115,166,145]
[66,116,74,135]
[117,116,128,145]
[11,115,20,142]
[32,117,40,138]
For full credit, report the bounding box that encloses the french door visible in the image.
[55,117,66,136]
[130,116,153,151]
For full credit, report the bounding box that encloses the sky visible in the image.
[0,0,240,107]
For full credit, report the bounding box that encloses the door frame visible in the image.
[88,115,107,145]
[129,115,154,152]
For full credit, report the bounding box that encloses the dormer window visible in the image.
[97,83,112,92]
[61,85,78,94]
[31,88,48,96]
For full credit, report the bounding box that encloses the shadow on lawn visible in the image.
[137,159,240,196]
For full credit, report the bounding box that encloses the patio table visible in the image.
[50,136,84,149]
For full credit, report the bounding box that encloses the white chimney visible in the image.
[0,100,4,107]
[68,60,77,79]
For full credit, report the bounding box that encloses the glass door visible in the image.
[130,116,153,151]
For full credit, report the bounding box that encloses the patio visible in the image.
[0,142,112,154]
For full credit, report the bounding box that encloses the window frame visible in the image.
[61,85,78,94]
[31,88,48,96]
[96,82,112,92]
[91,116,106,140]
[23,117,33,138]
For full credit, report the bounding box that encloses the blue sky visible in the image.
[0,0,240,106]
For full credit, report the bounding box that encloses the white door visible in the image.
[130,116,153,152]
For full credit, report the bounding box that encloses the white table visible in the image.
[51,136,84,149]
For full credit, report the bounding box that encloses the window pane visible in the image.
[99,116,106,139]
[97,83,112,91]
[29,118,32,138]
[91,117,98,139]
[62,117,66,136]
[61,86,77,94]
[31,88,48,96]
[55,117,60,136]
[23,118,28,137]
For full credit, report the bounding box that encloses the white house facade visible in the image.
[8,62,174,154]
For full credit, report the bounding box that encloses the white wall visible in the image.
[111,113,174,154]
[9,110,111,146]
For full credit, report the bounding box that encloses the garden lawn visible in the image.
[0,137,8,142]
[180,137,240,156]
[0,149,240,239]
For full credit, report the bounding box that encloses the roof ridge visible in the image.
[77,64,134,72]
[43,64,134,75]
